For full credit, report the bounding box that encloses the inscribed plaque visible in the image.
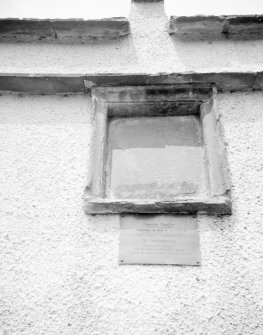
[119,215,201,265]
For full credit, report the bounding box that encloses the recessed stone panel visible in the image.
[84,84,231,215]
[106,115,207,200]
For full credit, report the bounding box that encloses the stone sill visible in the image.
[0,17,130,42]
[85,198,231,215]
[0,72,263,95]
[169,15,263,39]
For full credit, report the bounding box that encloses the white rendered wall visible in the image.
[165,0,263,16]
[0,92,262,335]
[0,1,263,335]
[0,0,131,19]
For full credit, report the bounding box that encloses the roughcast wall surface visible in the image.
[0,93,262,335]
[0,1,263,334]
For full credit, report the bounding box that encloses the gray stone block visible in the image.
[0,72,260,95]
[52,18,130,41]
[169,15,225,37]
[84,84,231,215]
[254,72,263,90]
[169,14,263,40]
[0,75,85,94]
[0,17,130,42]
[227,15,263,38]
[0,19,54,42]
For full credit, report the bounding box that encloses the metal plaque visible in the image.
[119,215,201,266]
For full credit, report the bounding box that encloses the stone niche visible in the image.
[84,84,231,215]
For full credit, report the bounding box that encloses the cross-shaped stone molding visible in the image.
[84,83,231,215]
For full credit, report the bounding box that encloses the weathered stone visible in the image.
[188,72,256,92]
[169,15,225,37]
[84,73,256,92]
[169,14,263,40]
[0,19,54,42]
[107,116,207,200]
[107,101,200,116]
[0,72,259,95]
[52,18,130,40]
[84,198,232,215]
[0,17,130,42]
[93,84,213,102]
[227,15,263,38]
[84,84,231,215]
[254,72,263,90]
[0,75,85,94]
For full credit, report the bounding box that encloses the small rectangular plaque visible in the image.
[119,215,201,265]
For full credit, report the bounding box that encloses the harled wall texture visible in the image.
[0,2,263,335]
[0,92,262,335]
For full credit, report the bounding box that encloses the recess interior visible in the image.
[84,84,231,215]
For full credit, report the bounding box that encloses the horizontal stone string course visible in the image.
[0,72,263,94]
[84,199,232,215]
[0,18,130,42]
[169,15,263,39]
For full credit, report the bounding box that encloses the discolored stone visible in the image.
[0,17,130,42]
[254,72,263,90]
[0,72,260,95]
[0,19,54,42]
[227,15,263,37]
[169,14,263,40]
[169,15,225,37]
[0,75,85,94]
[52,18,130,41]
[106,115,207,200]
[84,84,231,215]
[84,198,232,215]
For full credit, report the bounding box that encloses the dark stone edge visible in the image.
[84,198,232,215]
[0,17,130,42]
[169,14,263,38]
[0,72,262,94]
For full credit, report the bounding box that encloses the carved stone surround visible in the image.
[84,83,231,215]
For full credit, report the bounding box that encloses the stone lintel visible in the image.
[0,17,130,42]
[83,72,260,92]
[169,15,263,39]
[0,72,261,94]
